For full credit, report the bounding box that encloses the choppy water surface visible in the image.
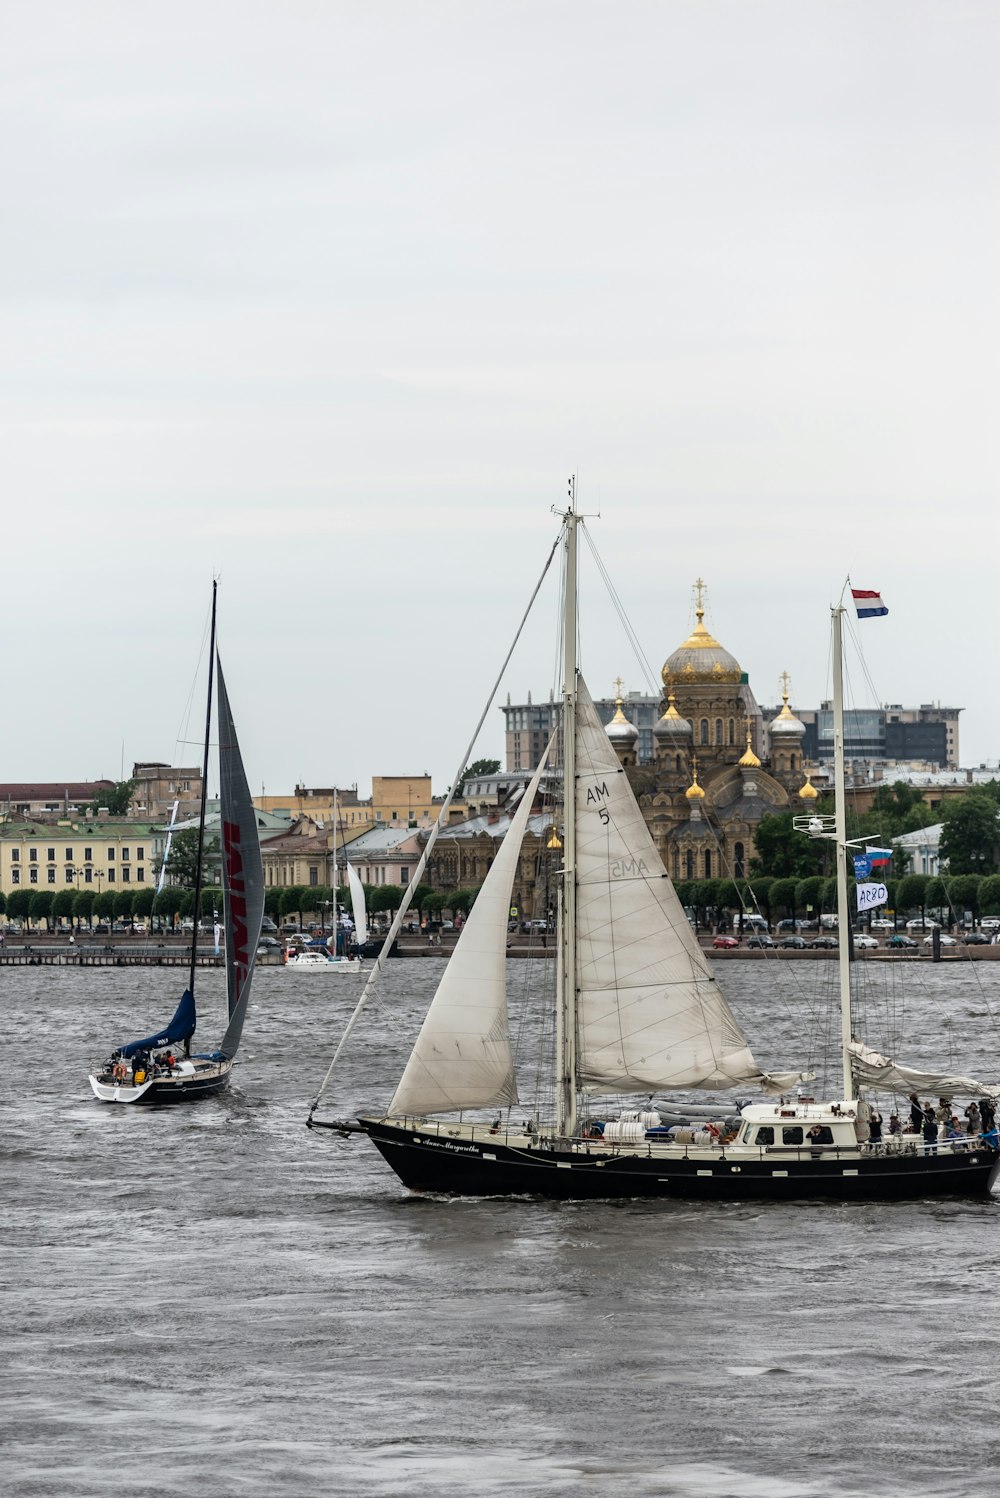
[4,958,1000,1498]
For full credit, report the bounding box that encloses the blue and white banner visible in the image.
[857,881,889,912]
[854,854,873,879]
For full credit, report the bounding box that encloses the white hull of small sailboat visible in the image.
[285,952,362,972]
[89,1057,233,1104]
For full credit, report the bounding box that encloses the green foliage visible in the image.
[264,888,282,918]
[279,886,307,920]
[446,887,480,916]
[0,892,5,914]
[749,814,825,879]
[924,876,948,916]
[895,874,929,916]
[795,875,825,914]
[939,795,1000,875]
[947,874,982,916]
[73,890,95,924]
[7,889,31,920]
[29,890,54,928]
[421,891,446,915]
[114,890,134,918]
[747,877,774,918]
[409,884,434,915]
[89,779,136,817]
[770,877,799,917]
[197,886,224,918]
[456,759,501,795]
[133,888,155,917]
[164,827,222,889]
[94,889,116,919]
[369,885,405,913]
[53,889,75,920]
[978,874,1000,916]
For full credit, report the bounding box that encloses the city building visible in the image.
[0,820,164,899]
[129,763,203,823]
[759,703,962,771]
[0,782,116,821]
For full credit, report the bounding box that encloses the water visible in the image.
[4,959,1000,1498]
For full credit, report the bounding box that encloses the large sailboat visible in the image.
[89,584,264,1104]
[309,503,1000,1199]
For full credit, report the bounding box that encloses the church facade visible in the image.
[605,581,817,882]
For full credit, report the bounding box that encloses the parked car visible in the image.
[808,936,839,949]
[257,936,281,949]
[870,918,896,930]
[261,917,279,933]
[963,932,991,945]
[905,918,940,931]
[979,917,1000,931]
[923,933,958,947]
[887,934,917,950]
[712,935,739,949]
[779,935,808,949]
[854,934,879,950]
[746,935,774,949]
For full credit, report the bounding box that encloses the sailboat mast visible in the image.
[188,581,218,1026]
[832,603,854,1101]
[556,494,579,1137]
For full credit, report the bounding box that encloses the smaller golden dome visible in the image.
[798,770,819,801]
[737,725,761,769]
[685,762,706,801]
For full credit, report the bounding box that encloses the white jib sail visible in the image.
[574,676,785,1093]
[389,747,551,1116]
[346,862,368,946]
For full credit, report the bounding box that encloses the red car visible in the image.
[712,935,739,949]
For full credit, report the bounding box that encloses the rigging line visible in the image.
[580,527,661,697]
[307,529,563,1120]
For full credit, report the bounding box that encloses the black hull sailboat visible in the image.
[310,500,1000,1202]
[89,584,264,1106]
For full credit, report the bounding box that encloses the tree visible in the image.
[369,885,405,914]
[747,877,775,925]
[7,890,31,923]
[89,778,136,817]
[163,827,222,889]
[456,759,501,795]
[53,889,76,927]
[947,874,982,924]
[770,877,799,923]
[750,814,825,879]
[29,890,54,930]
[978,874,1000,918]
[795,876,825,919]
[939,796,1000,876]
[409,884,434,917]
[73,890,95,927]
[895,874,929,919]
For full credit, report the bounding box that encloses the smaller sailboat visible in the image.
[285,797,367,974]
[88,584,264,1103]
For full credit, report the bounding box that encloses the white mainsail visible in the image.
[573,677,797,1094]
[346,862,368,946]
[389,749,550,1116]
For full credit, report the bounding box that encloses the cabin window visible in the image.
[715,718,723,745]
[782,1126,804,1145]
[700,718,709,745]
[754,1126,774,1145]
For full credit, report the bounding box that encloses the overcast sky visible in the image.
[4,1,998,796]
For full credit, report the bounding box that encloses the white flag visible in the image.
[857,882,888,912]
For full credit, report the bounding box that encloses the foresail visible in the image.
[347,862,368,946]
[389,748,551,1116]
[574,676,774,1094]
[216,656,265,1060]
[849,1040,1000,1101]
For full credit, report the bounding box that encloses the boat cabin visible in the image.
[734,1100,860,1151]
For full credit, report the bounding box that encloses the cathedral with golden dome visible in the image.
[605,579,816,881]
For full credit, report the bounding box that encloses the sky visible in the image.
[4,1,999,796]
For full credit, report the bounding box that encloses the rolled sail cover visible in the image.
[216,655,265,1060]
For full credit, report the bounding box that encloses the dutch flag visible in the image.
[851,588,888,619]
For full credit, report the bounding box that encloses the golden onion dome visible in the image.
[737,726,761,769]
[798,769,819,801]
[770,679,805,738]
[652,691,692,741]
[605,687,638,744]
[685,763,706,801]
[662,581,742,688]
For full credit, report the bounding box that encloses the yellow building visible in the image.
[254,777,466,835]
[0,820,164,899]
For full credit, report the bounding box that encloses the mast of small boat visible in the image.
[831,602,854,1102]
[331,789,338,944]
[556,491,579,1138]
[186,580,218,1055]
